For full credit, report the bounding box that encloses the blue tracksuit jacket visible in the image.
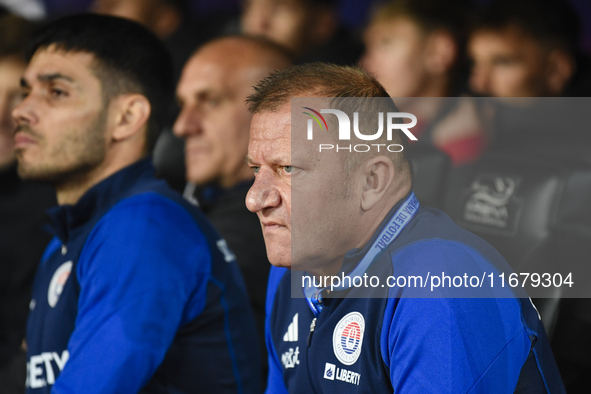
[265,192,565,393]
[25,159,262,394]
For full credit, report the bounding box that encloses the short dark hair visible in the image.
[369,0,474,90]
[474,0,580,54]
[26,13,175,153]
[247,62,412,184]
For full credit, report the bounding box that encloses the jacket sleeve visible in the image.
[264,266,289,394]
[381,240,531,393]
[382,297,531,393]
[52,194,211,394]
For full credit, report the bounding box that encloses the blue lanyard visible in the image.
[303,192,420,317]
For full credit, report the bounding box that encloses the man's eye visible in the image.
[252,167,260,174]
[51,88,67,98]
[492,57,518,67]
[283,166,292,173]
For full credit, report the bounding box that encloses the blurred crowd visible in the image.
[1,0,591,393]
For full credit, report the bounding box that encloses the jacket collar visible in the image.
[47,158,155,243]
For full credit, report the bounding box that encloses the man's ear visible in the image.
[110,94,151,143]
[546,48,575,95]
[360,156,395,211]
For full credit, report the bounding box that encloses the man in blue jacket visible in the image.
[245,63,565,393]
[14,14,261,393]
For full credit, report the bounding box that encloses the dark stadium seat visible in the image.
[524,141,591,167]
[443,152,574,269]
[441,150,591,392]
[152,129,186,192]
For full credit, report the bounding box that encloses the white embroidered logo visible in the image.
[323,363,336,380]
[333,312,365,366]
[283,313,298,342]
[281,347,300,369]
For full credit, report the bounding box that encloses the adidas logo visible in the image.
[283,313,299,342]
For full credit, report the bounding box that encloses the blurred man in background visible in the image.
[0,15,36,170]
[361,0,487,166]
[0,14,55,394]
[241,0,362,65]
[90,0,227,80]
[91,0,183,40]
[362,0,473,98]
[173,36,291,374]
[468,0,583,97]
[467,0,591,152]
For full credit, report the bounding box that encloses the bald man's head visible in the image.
[197,36,292,70]
[173,36,292,187]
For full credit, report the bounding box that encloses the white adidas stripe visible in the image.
[283,313,298,342]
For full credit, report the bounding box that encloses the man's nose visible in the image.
[246,168,281,213]
[12,92,38,127]
[173,105,203,138]
[470,64,491,95]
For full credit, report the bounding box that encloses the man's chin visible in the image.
[267,247,292,270]
[186,168,216,186]
[16,160,82,184]
[270,256,316,272]
[16,164,60,182]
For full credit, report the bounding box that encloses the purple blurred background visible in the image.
[33,0,591,55]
